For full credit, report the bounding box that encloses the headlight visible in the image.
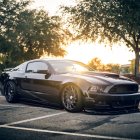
[88,85,105,93]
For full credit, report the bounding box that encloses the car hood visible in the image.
[65,71,136,85]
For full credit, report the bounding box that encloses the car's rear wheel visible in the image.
[61,84,83,112]
[0,81,4,95]
[4,81,17,103]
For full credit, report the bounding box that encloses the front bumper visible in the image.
[84,92,140,109]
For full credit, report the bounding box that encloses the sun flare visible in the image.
[41,41,135,65]
[64,41,135,65]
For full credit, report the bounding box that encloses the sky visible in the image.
[31,0,135,65]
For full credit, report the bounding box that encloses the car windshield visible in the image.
[12,62,27,72]
[48,60,91,74]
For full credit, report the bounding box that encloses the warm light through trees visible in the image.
[62,0,140,77]
[88,57,120,74]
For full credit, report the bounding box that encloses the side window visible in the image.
[26,62,48,73]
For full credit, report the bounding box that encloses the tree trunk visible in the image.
[134,50,139,77]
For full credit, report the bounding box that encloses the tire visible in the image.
[4,81,17,103]
[0,81,4,95]
[61,84,83,112]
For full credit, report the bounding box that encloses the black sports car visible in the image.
[0,59,140,112]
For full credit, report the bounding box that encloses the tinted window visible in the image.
[26,62,48,73]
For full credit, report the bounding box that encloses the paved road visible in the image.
[0,95,140,140]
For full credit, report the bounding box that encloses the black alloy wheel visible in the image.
[5,81,17,103]
[61,84,83,112]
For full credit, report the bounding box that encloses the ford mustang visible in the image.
[0,59,140,112]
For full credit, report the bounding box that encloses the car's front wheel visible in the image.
[61,84,83,112]
[4,81,17,103]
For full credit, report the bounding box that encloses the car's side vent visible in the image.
[109,84,138,94]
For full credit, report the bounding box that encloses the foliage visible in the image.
[105,63,120,74]
[130,59,135,75]
[88,57,120,73]
[88,57,103,71]
[14,10,69,60]
[0,0,70,69]
[62,0,140,77]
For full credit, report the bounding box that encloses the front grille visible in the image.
[109,84,138,94]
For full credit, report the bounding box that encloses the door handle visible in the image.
[25,76,27,78]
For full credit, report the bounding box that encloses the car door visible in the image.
[20,61,60,103]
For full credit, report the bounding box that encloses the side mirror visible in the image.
[37,70,49,74]
[37,70,51,79]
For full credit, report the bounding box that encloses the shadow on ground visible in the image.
[13,98,140,116]
[84,108,140,115]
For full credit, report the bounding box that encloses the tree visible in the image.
[88,57,120,73]
[105,63,120,74]
[0,0,30,67]
[14,10,68,61]
[88,57,103,71]
[0,0,70,69]
[62,0,140,77]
